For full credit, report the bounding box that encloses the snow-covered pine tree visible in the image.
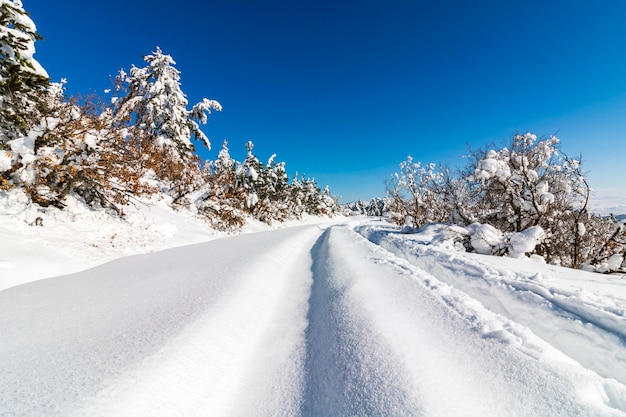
[300,176,323,215]
[318,184,340,215]
[210,140,238,199]
[251,152,291,223]
[0,0,49,186]
[288,172,305,218]
[264,153,291,220]
[295,175,338,217]
[196,140,247,231]
[235,140,263,211]
[111,47,221,202]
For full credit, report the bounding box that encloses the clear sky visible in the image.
[24,0,626,205]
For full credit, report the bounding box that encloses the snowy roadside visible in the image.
[317,225,626,416]
[356,220,626,385]
[0,189,341,291]
[0,190,217,290]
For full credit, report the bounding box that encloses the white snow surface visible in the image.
[1,201,626,416]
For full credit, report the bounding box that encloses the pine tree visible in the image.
[235,140,262,210]
[0,0,49,145]
[112,47,221,201]
[292,175,338,217]
[251,152,291,223]
[112,47,221,152]
[196,140,247,231]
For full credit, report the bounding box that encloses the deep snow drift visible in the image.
[1,199,626,416]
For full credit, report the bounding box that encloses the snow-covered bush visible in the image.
[386,157,452,228]
[471,134,594,266]
[467,133,588,235]
[507,226,545,258]
[388,132,623,271]
[467,223,505,255]
[581,216,626,273]
[16,91,150,213]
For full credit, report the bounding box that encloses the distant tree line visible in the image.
[0,1,339,231]
[343,198,392,217]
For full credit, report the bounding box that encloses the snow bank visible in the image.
[0,190,221,290]
[0,189,343,291]
[356,220,626,389]
[329,225,626,416]
[467,223,503,254]
[508,225,545,258]
[394,221,546,259]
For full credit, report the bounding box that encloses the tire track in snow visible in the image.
[301,226,508,416]
[301,228,422,416]
[75,225,322,417]
[0,225,322,417]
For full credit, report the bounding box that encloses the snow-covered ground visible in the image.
[0,190,319,291]
[1,196,626,416]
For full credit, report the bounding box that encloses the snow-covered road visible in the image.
[1,222,626,416]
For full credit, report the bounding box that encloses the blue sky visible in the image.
[25,0,626,204]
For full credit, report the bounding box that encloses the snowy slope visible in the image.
[1,216,626,416]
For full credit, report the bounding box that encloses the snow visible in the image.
[0,190,221,290]
[358,222,626,386]
[0,150,12,171]
[598,254,626,274]
[1,203,626,416]
[473,149,511,182]
[467,223,503,254]
[508,225,545,258]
